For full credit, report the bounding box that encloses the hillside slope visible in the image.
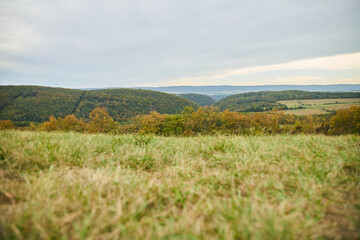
[75,88,199,121]
[214,90,360,112]
[0,86,199,122]
[178,93,216,106]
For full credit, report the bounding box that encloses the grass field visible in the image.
[278,98,360,115]
[1,131,360,239]
[280,108,328,116]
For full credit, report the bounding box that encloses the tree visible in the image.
[88,107,116,133]
[0,120,14,130]
[163,115,185,136]
[138,111,166,134]
[41,116,60,131]
[330,106,360,134]
[60,115,87,132]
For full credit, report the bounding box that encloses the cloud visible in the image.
[214,52,360,78]
[1,1,360,87]
[337,77,360,84]
[164,52,360,86]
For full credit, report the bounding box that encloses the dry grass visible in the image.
[278,98,360,107]
[278,98,360,115]
[322,103,360,111]
[282,108,328,116]
[0,131,359,239]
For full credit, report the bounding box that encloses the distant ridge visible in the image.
[135,84,360,99]
[80,84,360,100]
[178,93,216,106]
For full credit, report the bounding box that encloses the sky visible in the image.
[0,0,360,88]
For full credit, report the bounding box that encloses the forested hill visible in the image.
[214,90,360,112]
[74,89,198,121]
[0,86,199,122]
[178,93,216,106]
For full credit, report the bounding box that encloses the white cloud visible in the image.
[214,52,360,78]
[1,0,360,87]
[337,77,360,84]
[164,52,360,86]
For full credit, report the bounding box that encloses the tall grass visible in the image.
[0,131,359,239]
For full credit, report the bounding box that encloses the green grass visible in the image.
[1,131,360,239]
[278,98,360,115]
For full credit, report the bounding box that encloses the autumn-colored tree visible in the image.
[302,115,316,134]
[89,107,116,133]
[190,107,206,134]
[330,106,360,134]
[315,119,330,134]
[182,107,196,135]
[267,111,284,134]
[202,106,222,134]
[29,122,38,131]
[139,111,166,134]
[292,119,303,134]
[280,113,296,133]
[250,113,269,135]
[0,120,14,130]
[41,116,60,131]
[59,115,87,132]
[220,111,251,134]
[221,110,240,132]
[290,115,317,134]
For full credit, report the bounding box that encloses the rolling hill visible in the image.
[136,84,360,99]
[214,90,360,112]
[0,86,199,122]
[178,93,216,106]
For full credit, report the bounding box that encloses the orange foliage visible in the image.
[330,106,360,134]
[138,111,166,134]
[60,115,87,132]
[89,107,116,133]
[41,116,60,131]
[0,120,14,130]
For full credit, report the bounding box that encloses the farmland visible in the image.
[1,131,359,239]
[279,98,360,115]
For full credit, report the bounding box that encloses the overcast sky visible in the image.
[0,0,360,88]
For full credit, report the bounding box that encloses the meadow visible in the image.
[279,98,360,115]
[0,130,359,239]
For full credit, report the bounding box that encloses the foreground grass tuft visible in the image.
[0,131,359,239]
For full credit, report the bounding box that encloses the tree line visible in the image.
[1,106,359,135]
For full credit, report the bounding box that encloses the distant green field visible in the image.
[279,98,360,115]
[1,131,359,239]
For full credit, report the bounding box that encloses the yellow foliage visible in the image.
[41,116,60,132]
[330,106,360,134]
[139,111,166,134]
[0,120,14,130]
[89,107,116,133]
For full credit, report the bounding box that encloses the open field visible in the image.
[281,108,328,116]
[1,131,360,239]
[279,98,360,115]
